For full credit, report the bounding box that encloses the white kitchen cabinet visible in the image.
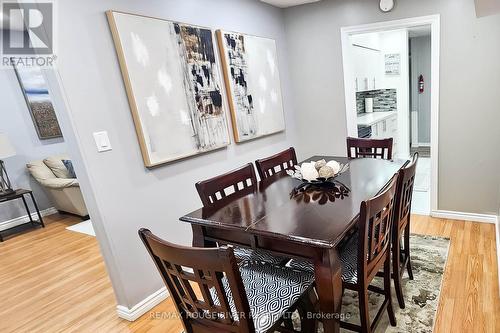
[371,123,378,137]
[379,115,397,154]
[369,114,397,140]
[351,33,380,51]
[352,44,381,92]
[369,114,398,155]
[388,115,398,135]
[351,33,383,92]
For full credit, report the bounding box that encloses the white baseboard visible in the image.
[116,287,169,321]
[431,210,498,224]
[412,209,430,216]
[0,207,58,231]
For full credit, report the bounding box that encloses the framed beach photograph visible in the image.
[13,64,63,140]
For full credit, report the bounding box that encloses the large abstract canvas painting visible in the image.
[107,11,230,166]
[13,65,63,139]
[217,31,285,142]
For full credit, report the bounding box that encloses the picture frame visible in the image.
[107,11,230,167]
[385,53,401,75]
[216,30,286,142]
[12,62,63,140]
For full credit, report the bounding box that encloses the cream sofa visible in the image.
[26,155,88,217]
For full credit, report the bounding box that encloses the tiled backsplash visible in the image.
[356,89,397,114]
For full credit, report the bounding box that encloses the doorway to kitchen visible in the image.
[341,15,440,215]
[409,26,432,214]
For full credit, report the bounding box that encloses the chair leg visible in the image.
[393,235,405,309]
[297,295,316,332]
[282,314,295,330]
[384,256,397,327]
[404,224,414,280]
[358,288,371,333]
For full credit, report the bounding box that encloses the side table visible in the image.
[0,189,45,241]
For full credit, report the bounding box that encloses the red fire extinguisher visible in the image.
[418,75,424,94]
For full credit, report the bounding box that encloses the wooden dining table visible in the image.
[180,156,406,333]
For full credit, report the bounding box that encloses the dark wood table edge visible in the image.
[179,214,361,249]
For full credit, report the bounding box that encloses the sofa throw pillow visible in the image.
[62,160,77,179]
[44,155,71,178]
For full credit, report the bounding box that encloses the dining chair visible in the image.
[255,147,297,180]
[139,228,317,333]
[195,163,257,208]
[286,174,399,332]
[346,137,393,160]
[195,163,287,265]
[392,152,418,309]
[339,174,398,333]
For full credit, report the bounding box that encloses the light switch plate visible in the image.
[93,131,112,152]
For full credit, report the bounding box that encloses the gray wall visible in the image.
[0,64,67,225]
[284,0,500,214]
[410,35,431,144]
[51,0,297,308]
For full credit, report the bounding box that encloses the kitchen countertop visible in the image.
[357,111,397,127]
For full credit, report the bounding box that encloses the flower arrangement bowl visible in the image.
[286,159,349,185]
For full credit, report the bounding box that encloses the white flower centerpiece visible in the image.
[286,159,349,184]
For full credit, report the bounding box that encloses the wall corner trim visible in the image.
[431,210,498,224]
[0,207,58,231]
[116,287,169,322]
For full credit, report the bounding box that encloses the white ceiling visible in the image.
[260,0,322,8]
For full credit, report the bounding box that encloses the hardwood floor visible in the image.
[411,215,500,333]
[0,213,498,332]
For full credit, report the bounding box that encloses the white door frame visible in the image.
[340,15,440,213]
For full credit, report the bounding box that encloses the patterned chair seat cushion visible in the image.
[339,236,359,284]
[233,247,286,266]
[287,258,315,273]
[287,236,359,284]
[210,261,315,333]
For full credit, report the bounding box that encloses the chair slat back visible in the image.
[358,174,398,282]
[347,137,393,160]
[196,163,257,207]
[139,229,254,333]
[255,147,297,179]
[394,153,418,233]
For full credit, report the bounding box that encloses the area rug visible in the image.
[294,234,450,333]
[66,219,96,237]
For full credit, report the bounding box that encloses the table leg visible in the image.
[29,192,44,227]
[314,248,343,333]
[191,225,215,247]
[21,195,35,225]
